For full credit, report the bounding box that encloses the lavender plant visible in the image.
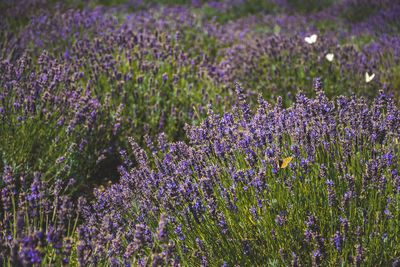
[212,15,400,107]
[1,0,400,265]
[0,166,79,266]
[0,4,232,190]
[82,81,400,265]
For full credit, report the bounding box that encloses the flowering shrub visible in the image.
[0,5,234,189]
[0,166,79,266]
[1,0,400,266]
[84,81,400,265]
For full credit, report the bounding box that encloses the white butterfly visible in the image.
[365,72,375,83]
[304,34,317,44]
[325,53,334,62]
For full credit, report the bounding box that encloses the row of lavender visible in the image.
[1,0,400,265]
[2,82,400,265]
[1,0,399,189]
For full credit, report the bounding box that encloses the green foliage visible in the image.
[286,0,335,13]
[340,0,380,23]
[200,0,279,24]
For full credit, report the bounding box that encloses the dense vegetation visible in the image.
[1,0,400,266]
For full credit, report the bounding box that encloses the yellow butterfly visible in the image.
[280,156,293,168]
[304,34,317,44]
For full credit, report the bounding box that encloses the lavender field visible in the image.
[1,0,400,266]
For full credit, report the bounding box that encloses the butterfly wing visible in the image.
[370,73,375,82]
[311,34,317,43]
[365,72,375,83]
[280,156,293,168]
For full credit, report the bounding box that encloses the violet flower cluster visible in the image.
[0,166,78,266]
[81,81,400,265]
[1,0,400,266]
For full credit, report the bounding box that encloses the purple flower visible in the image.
[325,180,336,207]
[162,73,168,82]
